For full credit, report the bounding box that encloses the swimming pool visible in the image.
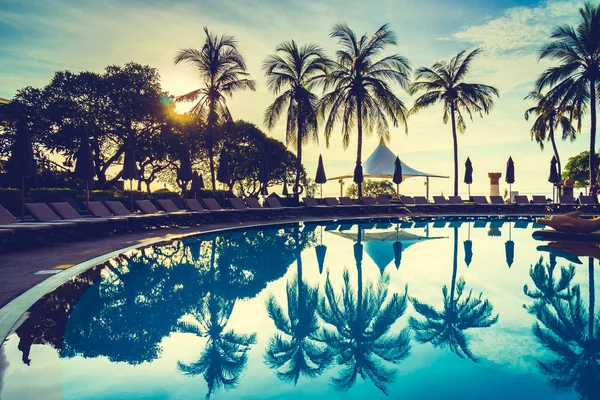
[0,217,595,399]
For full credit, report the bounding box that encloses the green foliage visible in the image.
[28,188,78,202]
[0,188,22,215]
[223,121,304,197]
[345,179,396,198]
[563,151,600,187]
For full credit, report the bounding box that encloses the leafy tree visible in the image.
[319,23,411,199]
[410,49,499,196]
[317,229,411,394]
[263,41,329,201]
[563,151,600,187]
[345,179,395,198]
[409,227,499,361]
[524,91,578,176]
[222,121,305,197]
[535,2,600,186]
[174,27,256,189]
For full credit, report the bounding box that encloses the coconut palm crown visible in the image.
[409,48,499,197]
[319,23,411,199]
[535,2,600,186]
[174,27,256,189]
[263,41,330,200]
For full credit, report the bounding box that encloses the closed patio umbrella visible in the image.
[259,156,269,196]
[393,241,403,269]
[506,157,515,203]
[7,116,36,220]
[74,134,95,216]
[393,157,403,198]
[190,171,203,199]
[216,149,230,188]
[178,147,193,201]
[548,156,560,203]
[464,157,473,199]
[122,137,138,211]
[505,222,514,268]
[315,154,327,199]
[464,222,472,267]
[315,226,327,274]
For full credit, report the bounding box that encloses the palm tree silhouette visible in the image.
[409,227,499,361]
[319,23,411,199]
[523,255,575,312]
[524,91,578,176]
[174,27,256,189]
[317,227,411,394]
[264,227,333,384]
[409,49,499,196]
[535,2,600,186]
[177,239,257,399]
[263,41,330,201]
[525,256,600,399]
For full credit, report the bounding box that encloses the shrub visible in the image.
[345,180,396,198]
[29,188,78,203]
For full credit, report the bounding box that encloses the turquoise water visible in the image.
[0,217,596,399]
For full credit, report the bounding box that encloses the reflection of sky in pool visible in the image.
[1,217,596,399]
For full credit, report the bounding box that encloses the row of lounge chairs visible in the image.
[0,193,596,250]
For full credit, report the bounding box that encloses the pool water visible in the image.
[0,217,596,399]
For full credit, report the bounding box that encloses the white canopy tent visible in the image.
[328,141,448,198]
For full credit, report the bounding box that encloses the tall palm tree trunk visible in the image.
[590,80,597,188]
[207,102,217,190]
[356,98,363,200]
[548,123,561,177]
[296,227,304,309]
[589,257,595,337]
[295,109,303,203]
[449,227,459,309]
[450,103,459,197]
[356,228,363,321]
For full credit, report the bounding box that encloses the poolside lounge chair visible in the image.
[339,197,364,207]
[413,196,430,205]
[513,195,530,205]
[489,196,505,205]
[399,196,415,205]
[323,197,342,207]
[559,195,575,205]
[104,201,165,226]
[531,195,548,205]
[184,199,208,212]
[265,197,301,215]
[227,197,271,219]
[433,196,449,205]
[578,195,600,213]
[471,196,490,205]
[25,203,100,228]
[449,196,465,205]
[49,202,126,233]
[0,204,56,232]
[377,195,393,205]
[473,220,488,228]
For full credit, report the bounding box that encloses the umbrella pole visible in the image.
[468,184,471,200]
[396,184,399,199]
[509,183,512,204]
[21,175,25,221]
[130,180,134,211]
[86,181,90,217]
[320,184,323,199]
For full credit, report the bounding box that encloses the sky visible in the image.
[0,0,593,197]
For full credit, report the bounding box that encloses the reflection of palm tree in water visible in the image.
[265,227,333,384]
[317,226,411,394]
[409,227,499,361]
[524,254,600,399]
[177,238,257,399]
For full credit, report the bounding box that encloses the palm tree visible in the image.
[263,41,330,201]
[409,227,499,361]
[525,256,600,398]
[317,228,411,394]
[410,49,499,196]
[177,293,257,399]
[524,91,578,176]
[535,2,600,187]
[319,23,411,199]
[264,228,333,383]
[174,27,256,189]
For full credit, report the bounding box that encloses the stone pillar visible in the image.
[488,172,502,196]
[562,176,574,198]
